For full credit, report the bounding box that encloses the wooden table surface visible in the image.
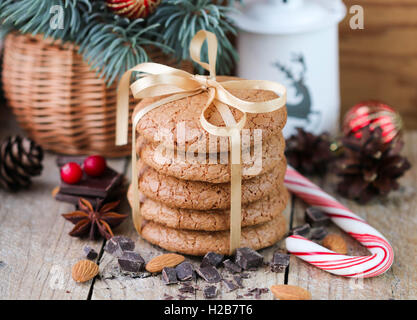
[0,106,416,300]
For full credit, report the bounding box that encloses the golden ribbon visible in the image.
[116,30,287,255]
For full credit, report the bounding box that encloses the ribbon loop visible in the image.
[116,29,287,255]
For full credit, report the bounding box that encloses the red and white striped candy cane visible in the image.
[284,166,394,278]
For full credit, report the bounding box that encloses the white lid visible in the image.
[232,0,346,35]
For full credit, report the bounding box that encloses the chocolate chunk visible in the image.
[112,236,135,251]
[235,247,264,270]
[175,262,194,281]
[196,266,222,283]
[117,251,145,273]
[249,288,269,299]
[310,227,328,240]
[201,252,224,268]
[104,236,135,257]
[290,224,311,237]
[204,286,218,299]
[179,284,195,294]
[83,246,98,260]
[305,207,330,227]
[233,275,244,288]
[240,273,250,279]
[222,279,238,292]
[270,252,290,273]
[162,267,177,285]
[223,259,242,274]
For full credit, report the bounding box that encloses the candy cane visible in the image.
[284,166,394,278]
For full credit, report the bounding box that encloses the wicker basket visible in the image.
[2,33,193,157]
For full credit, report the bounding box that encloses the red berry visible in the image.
[61,162,83,184]
[84,155,107,177]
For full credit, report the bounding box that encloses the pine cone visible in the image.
[0,136,44,191]
[335,127,411,204]
[285,128,333,175]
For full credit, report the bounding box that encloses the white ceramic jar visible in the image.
[232,0,346,136]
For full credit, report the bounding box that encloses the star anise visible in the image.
[62,198,128,240]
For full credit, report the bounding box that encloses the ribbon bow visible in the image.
[116,30,286,254]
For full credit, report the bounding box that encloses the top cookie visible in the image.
[134,88,287,153]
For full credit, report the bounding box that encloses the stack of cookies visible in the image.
[128,86,289,256]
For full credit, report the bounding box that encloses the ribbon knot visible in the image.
[193,74,213,90]
[116,30,287,255]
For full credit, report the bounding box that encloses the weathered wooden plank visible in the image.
[286,132,417,299]
[340,0,417,128]
[0,104,127,299]
[91,162,291,300]
[0,154,126,299]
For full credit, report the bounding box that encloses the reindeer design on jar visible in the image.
[272,54,321,125]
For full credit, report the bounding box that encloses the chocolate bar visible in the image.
[55,156,123,205]
[55,191,121,207]
[59,167,122,198]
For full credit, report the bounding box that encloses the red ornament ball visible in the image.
[106,0,161,19]
[343,101,403,144]
[61,162,83,184]
[84,155,107,177]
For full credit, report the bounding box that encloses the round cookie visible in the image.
[138,133,285,183]
[134,88,287,153]
[128,186,289,231]
[137,158,287,210]
[140,213,288,256]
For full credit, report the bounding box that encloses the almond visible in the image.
[270,285,312,300]
[72,260,99,283]
[322,233,348,254]
[145,253,185,273]
[51,186,60,198]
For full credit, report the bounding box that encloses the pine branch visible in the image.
[0,0,92,41]
[0,0,168,85]
[76,5,169,85]
[1,0,239,84]
[148,0,238,75]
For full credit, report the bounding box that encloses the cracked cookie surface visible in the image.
[140,213,287,256]
[138,133,285,183]
[128,186,289,231]
[134,88,287,153]
[137,158,287,210]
